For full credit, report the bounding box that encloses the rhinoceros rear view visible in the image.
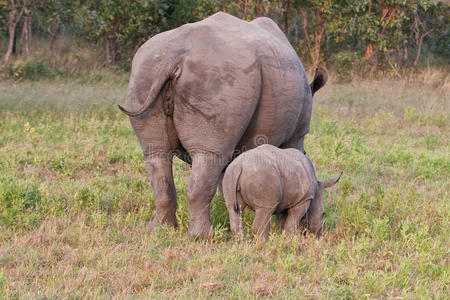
[118,12,327,239]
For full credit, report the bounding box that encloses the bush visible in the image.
[328,51,361,81]
[4,61,64,81]
[0,181,42,228]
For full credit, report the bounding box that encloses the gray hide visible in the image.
[222,144,340,240]
[118,12,327,239]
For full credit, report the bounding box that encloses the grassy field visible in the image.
[0,70,449,298]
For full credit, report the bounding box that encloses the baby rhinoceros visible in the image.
[223,144,340,240]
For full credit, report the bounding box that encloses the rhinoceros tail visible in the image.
[117,81,165,118]
[310,67,328,96]
[223,164,243,214]
[117,104,135,115]
[118,65,182,118]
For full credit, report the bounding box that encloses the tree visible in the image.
[73,0,170,65]
[163,0,216,30]
[17,0,31,54]
[294,0,338,73]
[35,0,77,58]
[1,0,446,71]
[3,0,25,64]
[404,0,439,66]
[216,0,273,22]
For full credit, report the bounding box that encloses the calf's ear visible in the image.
[320,172,342,190]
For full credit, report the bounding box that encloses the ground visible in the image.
[0,71,448,298]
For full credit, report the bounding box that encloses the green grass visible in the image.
[0,73,449,298]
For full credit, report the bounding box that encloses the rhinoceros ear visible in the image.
[310,67,328,96]
[320,172,342,190]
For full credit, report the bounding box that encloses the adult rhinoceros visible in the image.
[118,12,327,239]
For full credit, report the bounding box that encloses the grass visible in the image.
[0,70,449,298]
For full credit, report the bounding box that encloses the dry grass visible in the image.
[3,38,109,73]
[0,69,449,298]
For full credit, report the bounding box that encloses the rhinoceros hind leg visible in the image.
[186,153,225,239]
[225,198,246,240]
[145,155,178,231]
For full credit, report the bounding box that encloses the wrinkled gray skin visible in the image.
[118,12,327,239]
[222,144,340,240]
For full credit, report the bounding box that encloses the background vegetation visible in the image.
[0,0,449,298]
[1,0,449,78]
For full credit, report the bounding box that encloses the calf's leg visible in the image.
[283,200,311,234]
[227,204,245,239]
[252,208,274,241]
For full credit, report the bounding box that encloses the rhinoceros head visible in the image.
[303,173,342,237]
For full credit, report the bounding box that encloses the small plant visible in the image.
[49,156,69,177]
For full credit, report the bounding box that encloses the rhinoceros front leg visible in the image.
[146,154,177,230]
[283,200,311,234]
[186,152,224,239]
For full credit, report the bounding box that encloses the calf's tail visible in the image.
[223,164,243,214]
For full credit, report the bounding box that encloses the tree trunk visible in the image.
[105,15,121,65]
[310,11,324,73]
[364,0,374,60]
[299,8,311,53]
[402,40,408,67]
[49,18,58,57]
[106,35,117,65]
[364,43,373,59]
[312,32,323,71]
[4,1,23,64]
[254,0,264,17]
[299,7,322,73]
[12,26,17,55]
[283,0,290,36]
[27,13,32,52]
[19,18,26,55]
[242,0,249,20]
[414,28,434,66]
[19,7,31,55]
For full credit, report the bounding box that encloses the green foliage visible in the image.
[163,0,216,28]
[4,61,64,81]
[328,51,361,80]
[0,1,8,39]
[36,0,77,33]
[71,0,171,63]
[0,180,42,228]
[1,0,447,73]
